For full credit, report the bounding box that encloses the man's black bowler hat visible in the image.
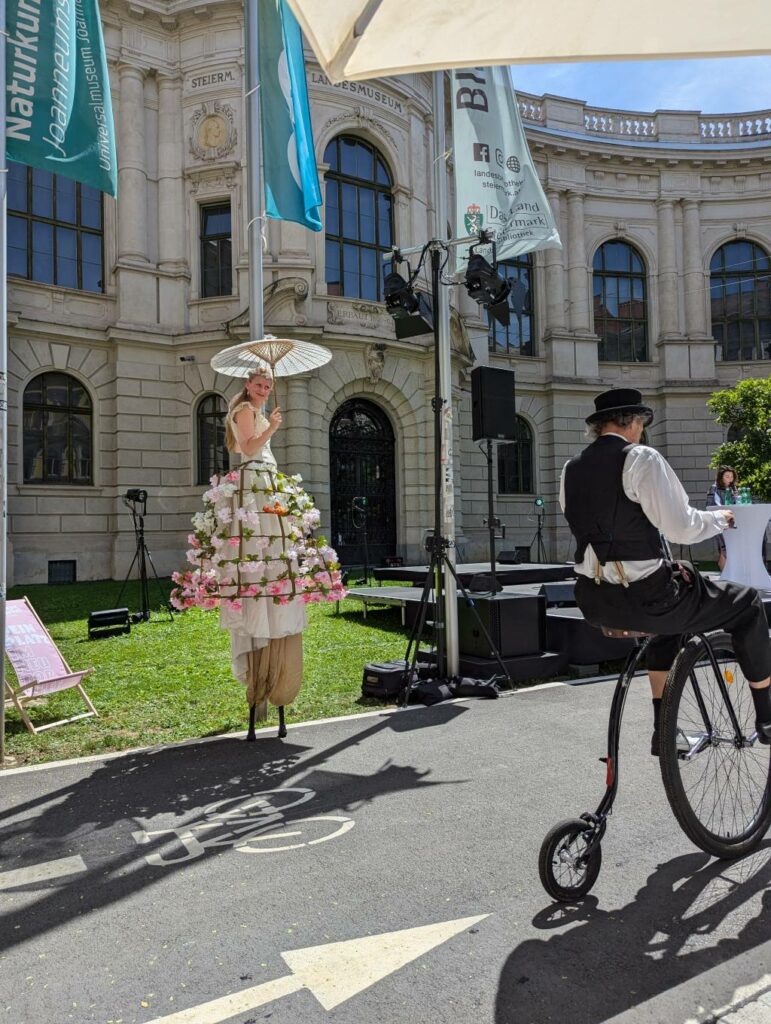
[586,387,654,425]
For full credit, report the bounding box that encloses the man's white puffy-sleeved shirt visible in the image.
[560,434,728,584]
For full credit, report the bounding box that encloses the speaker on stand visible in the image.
[471,366,517,588]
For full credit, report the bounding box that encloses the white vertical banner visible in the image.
[452,67,561,260]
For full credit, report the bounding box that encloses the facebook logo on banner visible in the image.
[473,143,490,162]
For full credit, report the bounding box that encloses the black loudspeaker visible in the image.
[538,581,577,607]
[471,366,516,441]
[88,608,131,640]
[458,593,545,658]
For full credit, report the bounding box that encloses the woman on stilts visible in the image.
[172,364,344,739]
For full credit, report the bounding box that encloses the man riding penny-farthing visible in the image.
[539,388,771,901]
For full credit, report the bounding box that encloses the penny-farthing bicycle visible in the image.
[539,627,771,901]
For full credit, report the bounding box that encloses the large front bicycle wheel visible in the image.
[660,631,771,858]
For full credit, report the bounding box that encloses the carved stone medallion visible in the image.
[189,102,237,161]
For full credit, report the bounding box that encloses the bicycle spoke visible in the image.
[670,647,771,844]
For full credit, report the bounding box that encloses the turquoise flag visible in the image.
[259,0,322,231]
[5,0,117,196]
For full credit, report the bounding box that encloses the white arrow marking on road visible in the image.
[144,913,489,1023]
[0,854,87,891]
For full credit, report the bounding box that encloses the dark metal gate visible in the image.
[330,399,396,568]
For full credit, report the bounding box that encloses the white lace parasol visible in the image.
[210,335,332,378]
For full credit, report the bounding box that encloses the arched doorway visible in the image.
[330,399,396,567]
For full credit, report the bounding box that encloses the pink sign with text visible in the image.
[5,599,80,696]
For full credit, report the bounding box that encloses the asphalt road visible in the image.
[1,679,770,1024]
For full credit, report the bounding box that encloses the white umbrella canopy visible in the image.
[286,0,771,82]
[210,336,332,378]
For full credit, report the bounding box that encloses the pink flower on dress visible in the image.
[227,599,243,611]
[228,536,240,548]
[226,470,240,482]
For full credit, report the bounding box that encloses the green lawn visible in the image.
[3,580,409,767]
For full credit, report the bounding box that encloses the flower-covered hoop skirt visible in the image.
[172,460,344,714]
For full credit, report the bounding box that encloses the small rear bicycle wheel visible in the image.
[660,631,771,858]
[538,818,602,901]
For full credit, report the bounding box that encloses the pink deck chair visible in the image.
[4,598,97,734]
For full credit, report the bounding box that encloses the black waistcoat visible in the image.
[563,435,664,564]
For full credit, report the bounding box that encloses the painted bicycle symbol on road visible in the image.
[132,788,354,865]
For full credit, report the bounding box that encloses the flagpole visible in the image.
[432,70,459,677]
[245,0,265,340]
[0,0,8,765]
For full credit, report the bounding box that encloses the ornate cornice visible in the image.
[319,107,399,154]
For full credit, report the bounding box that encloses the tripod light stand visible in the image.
[351,496,370,585]
[384,239,511,696]
[530,496,548,564]
[116,490,174,623]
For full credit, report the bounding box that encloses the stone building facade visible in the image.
[7,0,771,585]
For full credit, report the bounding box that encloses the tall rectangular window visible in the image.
[8,161,104,293]
[200,203,232,297]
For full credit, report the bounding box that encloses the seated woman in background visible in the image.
[706,465,739,570]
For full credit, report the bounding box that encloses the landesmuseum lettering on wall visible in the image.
[6,0,770,585]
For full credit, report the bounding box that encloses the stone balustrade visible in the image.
[515,90,771,145]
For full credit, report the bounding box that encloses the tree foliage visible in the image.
[707,377,771,501]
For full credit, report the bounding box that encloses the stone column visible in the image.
[656,199,679,338]
[117,64,149,263]
[683,199,707,338]
[157,74,186,269]
[566,190,589,333]
[544,188,566,332]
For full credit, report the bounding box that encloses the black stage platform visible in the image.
[371,561,575,586]
[345,577,771,677]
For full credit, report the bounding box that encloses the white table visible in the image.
[720,503,771,592]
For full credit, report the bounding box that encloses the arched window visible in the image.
[489,255,534,356]
[497,417,534,495]
[23,372,93,484]
[324,136,393,301]
[593,241,648,362]
[710,241,771,361]
[197,394,228,484]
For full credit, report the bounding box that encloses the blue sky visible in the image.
[509,57,771,114]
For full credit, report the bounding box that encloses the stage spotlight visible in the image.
[384,270,434,340]
[464,247,511,327]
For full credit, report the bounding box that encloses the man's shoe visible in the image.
[755,720,771,745]
[650,729,659,757]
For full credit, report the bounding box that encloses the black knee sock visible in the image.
[750,685,771,724]
[652,697,662,731]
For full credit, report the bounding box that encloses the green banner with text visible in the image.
[6,0,117,196]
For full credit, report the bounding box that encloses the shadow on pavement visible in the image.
[0,708,465,955]
[495,845,771,1024]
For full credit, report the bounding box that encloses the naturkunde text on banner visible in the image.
[5,0,117,196]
